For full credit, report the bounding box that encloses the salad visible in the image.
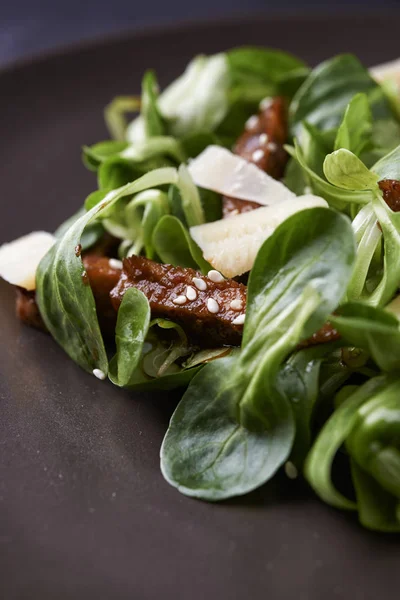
[1,47,400,532]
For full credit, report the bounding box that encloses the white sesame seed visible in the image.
[284,461,298,479]
[93,368,106,380]
[260,97,273,111]
[230,298,243,311]
[193,277,207,291]
[232,314,245,326]
[109,258,123,270]
[207,269,225,283]
[245,115,259,130]
[259,133,268,145]
[186,285,197,301]
[267,142,278,152]
[173,295,187,305]
[252,149,265,162]
[207,298,220,314]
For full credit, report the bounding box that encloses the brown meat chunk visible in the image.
[297,322,340,349]
[234,97,288,177]
[222,197,263,218]
[14,254,122,336]
[378,179,400,212]
[223,97,289,217]
[82,255,121,335]
[15,288,46,331]
[110,256,247,347]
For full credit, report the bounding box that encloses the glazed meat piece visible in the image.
[378,179,400,212]
[222,197,262,218]
[111,256,247,347]
[297,322,340,349]
[234,97,288,177]
[82,255,122,335]
[16,287,46,331]
[16,253,341,350]
[15,254,122,335]
[223,97,289,217]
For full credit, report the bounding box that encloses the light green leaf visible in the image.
[152,215,210,272]
[36,167,178,375]
[161,207,356,500]
[323,149,379,191]
[334,93,372,155]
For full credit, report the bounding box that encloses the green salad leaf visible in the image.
[290,54,394,135]
[36,168,178,375]
[331,303,400,371]
[334,93,373,155]
[109,289,228,390]
[160,207,356,500]
[305,374,400,532]
[152,215,210,272]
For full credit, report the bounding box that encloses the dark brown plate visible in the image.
[1,14,399,600]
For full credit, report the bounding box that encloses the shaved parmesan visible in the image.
[190,195,328,278]
[187,145,295,205]
[370,57,400,86]
[0,231,56,290]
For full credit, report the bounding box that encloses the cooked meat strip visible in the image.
[223,97,289,217]
[222,197,262,218]
[82,255,122,335]
[110,256,247,347]
[16,287,46,331]
[378,179,400,212]
[234,97,288,176]
[297,322,340,349]
[16,253,341,351]
[14,254,122,335]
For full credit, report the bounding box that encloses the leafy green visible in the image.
[275,344,335,467]
[286,142,373,211]
[323,149,380,191]
[290,54,394,136]
[104,96,141,141]
[331,303,400,371]
[109,288,151,387]
[305,374,400,532]
[108,293,222,390]
[334,93,372,155]
[82,140,129,171]
[304,374,392,510]
[152,215,210,272]
[126,48,308,147]
[36,168,178,375]
[161,207,356,500]
[227,47,307,97]
[141,70,165,137]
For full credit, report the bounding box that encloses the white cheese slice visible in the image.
[0,231,56,290]
[370,57,400,87]
[190,195,328,278]
[187,145,295,205]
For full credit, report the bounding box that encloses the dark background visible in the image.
[1,0,399,67]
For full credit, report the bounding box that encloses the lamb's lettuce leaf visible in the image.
[334,93,372,155]
[305,374,400,532]
[152,215,210,272]
[160,207,356,500]
[126,48,307,147]
[331,303,400,371]
[108,288,229,390]
[104,95,141,141]
[140,70,165,137]
[321,147,400,306]
[290,54,395,136]
[36,168,178,375]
